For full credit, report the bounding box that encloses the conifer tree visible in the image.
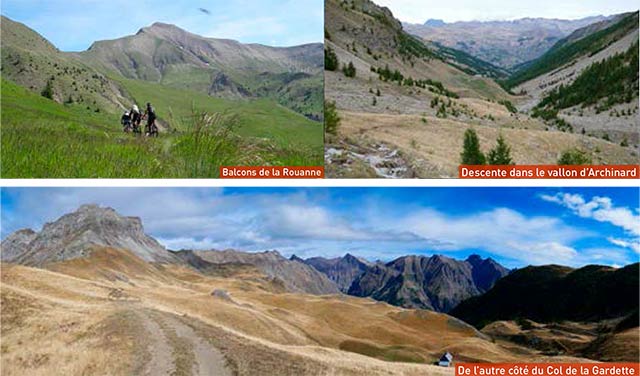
[488,134,514,165]
[461,128,486,165]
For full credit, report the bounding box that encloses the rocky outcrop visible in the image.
[298,253,373,292]
[1,204,177,266]
[348,254,509,312]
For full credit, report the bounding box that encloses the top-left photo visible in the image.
[0,0,325,178]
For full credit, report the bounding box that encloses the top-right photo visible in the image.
[324,0,639,178]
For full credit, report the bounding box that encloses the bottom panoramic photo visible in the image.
[1,187,638,375]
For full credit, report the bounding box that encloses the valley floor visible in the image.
[325,110,637,179]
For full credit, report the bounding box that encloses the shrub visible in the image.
[41,78,54,100]
[558,148,592,165]
[343,61,356,78]
[499,99,517,114]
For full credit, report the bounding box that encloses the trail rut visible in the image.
[137,309,232,376]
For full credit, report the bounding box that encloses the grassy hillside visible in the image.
[0,16,127,112]
[504,12,639,88]
[451,263,640,328]
[116,77,323,145]
[1,78,323,178]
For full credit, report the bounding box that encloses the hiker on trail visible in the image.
[143,102,158,137]
[121,111,132,132]
[130,104,142,134]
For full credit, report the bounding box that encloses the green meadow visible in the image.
[1,78,323,178]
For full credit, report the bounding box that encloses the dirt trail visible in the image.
[137,310,232,376]
[137,311,174,376]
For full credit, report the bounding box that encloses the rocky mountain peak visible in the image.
[424,19,446,27]
[1,204,176,266]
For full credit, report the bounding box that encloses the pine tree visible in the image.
[324,47,339,71]
[324,101,340,136]
[461,128,486,165]
[488,134,514,165]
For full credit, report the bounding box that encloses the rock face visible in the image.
[0,229,37,263]
[1,204,176,266]
[348,254,509,312]
[179,250,340,295]
[297,253,373,292]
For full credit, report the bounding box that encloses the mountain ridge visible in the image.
[77,21,324,119]
[404,15,609,68]
[451,263,640,327]
[298,252,509,312]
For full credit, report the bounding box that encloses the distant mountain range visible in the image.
[404,16,609,69]
[2,204,637,325]
[293,252,509,312]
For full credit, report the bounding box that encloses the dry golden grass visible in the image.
[335,111,637,178]
[0,248,612,375]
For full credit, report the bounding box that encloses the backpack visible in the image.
[148,106,156,121]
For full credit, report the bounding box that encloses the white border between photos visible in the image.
[0,178,637,187]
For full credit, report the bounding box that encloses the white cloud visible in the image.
[607,237,640,254]
[541,193,640,236]
[397,207,588,265]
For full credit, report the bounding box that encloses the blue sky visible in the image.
[1,187,638,269]
[1,0,323,51]
[375,0,638,23]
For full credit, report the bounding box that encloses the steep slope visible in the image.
[177,249,340,295]
[507,12,638,88]
[509,12,639,145]
[297,253,374,292]
[405,16,607,69]
[451,263,640,327]
[348,254,509,312]
[0,204,177,266]
[76,23,323,119]
[0,16,130,111]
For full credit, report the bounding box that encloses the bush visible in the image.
[461,128,486,165]
[343,61,356,78]
[41,78,54,100]
[324,101,340,136]
[325,47,339,71]
[558,148,592,165]
[499,100,517,114]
